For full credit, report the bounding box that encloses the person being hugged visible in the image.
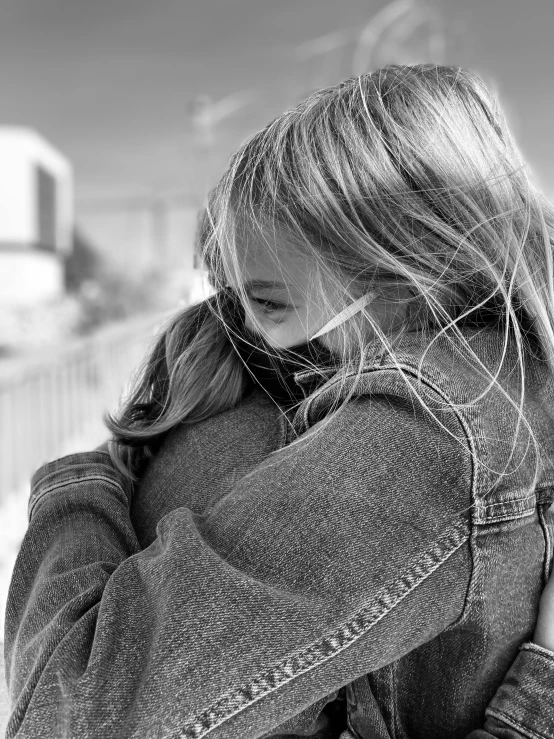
[4,65,554,739]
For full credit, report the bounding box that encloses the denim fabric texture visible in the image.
[3,325,554,739]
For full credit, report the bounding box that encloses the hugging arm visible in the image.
[4,392,554,739]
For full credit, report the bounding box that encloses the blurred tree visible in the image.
[63,226,171,336]
[64,227,103,293]
[74,266,169,335]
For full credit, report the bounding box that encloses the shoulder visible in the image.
[294,326,527,450]
[293,325,554,514]
[287,378,474,524]
[293,349,472,452]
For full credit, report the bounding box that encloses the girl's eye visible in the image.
[249,297,288,314]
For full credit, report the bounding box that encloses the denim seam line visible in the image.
[473,507,537,525]
[172,520,468,739]
[28,474,128,520]
[31,451,112,483]
[521,642,554,662]
[472,490,554,525]
[478,494,536,511]
[478,485,554,507]
[355,364,477,497]
[485,707,546,739]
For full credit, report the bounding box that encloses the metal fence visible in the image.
[0,312,167,501]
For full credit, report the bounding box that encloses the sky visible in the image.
[1,0,554,214]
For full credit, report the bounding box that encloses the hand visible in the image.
[533,563,554,651]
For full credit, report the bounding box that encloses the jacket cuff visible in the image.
[29,451,131,518]
[485,642,554,737]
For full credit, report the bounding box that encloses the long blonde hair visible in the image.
[106,64,554,486]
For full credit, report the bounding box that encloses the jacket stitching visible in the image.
[485,708,545,739]
[473,508,536,524]
[173,521,468,739]
[476,494,538,510]
[473,491,554,524]
[28,474,127,520]
[520,642,554,661]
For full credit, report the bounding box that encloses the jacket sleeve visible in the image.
[2,392,487,739]
[463,643,554,739]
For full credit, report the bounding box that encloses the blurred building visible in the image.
[0,127,73,307]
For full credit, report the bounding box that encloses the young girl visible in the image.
[4,64,554,738]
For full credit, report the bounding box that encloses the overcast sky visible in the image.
[1,0,554,212]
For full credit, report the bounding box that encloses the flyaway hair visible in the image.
[105,64,554,489]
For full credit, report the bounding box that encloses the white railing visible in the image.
[0,312,168,501]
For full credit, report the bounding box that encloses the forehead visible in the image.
[223,220,315,300]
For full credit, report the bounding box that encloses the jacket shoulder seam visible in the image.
[29,474,128,520]
[307,362,479,503]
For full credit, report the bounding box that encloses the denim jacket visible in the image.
[4,325,554,739]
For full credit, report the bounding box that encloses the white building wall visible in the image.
[0,128,73,307]
[0,127,73,252]
[0,150,34,244]
[0,251,64,306]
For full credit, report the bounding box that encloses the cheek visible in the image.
[244,310,310,349]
